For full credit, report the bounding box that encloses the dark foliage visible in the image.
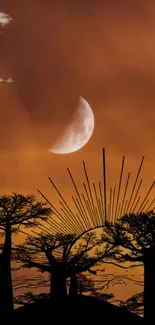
[120,291,144,316]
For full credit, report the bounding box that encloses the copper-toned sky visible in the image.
[1,0,155,301]
[1,0,155,194]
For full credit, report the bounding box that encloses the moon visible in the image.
[48,96,94,154]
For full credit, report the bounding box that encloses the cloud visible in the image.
[0,11,12,27]
[0,11,13,83]
[0,77,14,83]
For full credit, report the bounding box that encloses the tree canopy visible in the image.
[102,212,155,263]
[102,211,155,324]
[0,193,52,235]
[14,230,113,297]
[0,193,52,321]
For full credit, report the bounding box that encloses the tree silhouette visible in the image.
[120,291,144,316]
[15,231,113,299]
[13,274,114,307]
[76,273,114,302]
[76,273,94,295]
[0,193,52,319]
[15,233,74,298]
[103,211,155,324]
[14,292,50,306]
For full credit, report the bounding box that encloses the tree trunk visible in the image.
[69,272,78,296]
[50,263,67,299]
[0,223,13,320]
[144,253,155,324]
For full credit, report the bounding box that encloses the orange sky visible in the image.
[1,0,155,303]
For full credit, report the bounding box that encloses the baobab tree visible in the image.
[0,193,52,319]
[102,211,155,324]
[13,274,114,306]
[15,233,75,298]
[14,230,113,298]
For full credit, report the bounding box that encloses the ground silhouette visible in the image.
[13,295,144,325]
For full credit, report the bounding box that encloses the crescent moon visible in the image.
[48,97,94,154]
